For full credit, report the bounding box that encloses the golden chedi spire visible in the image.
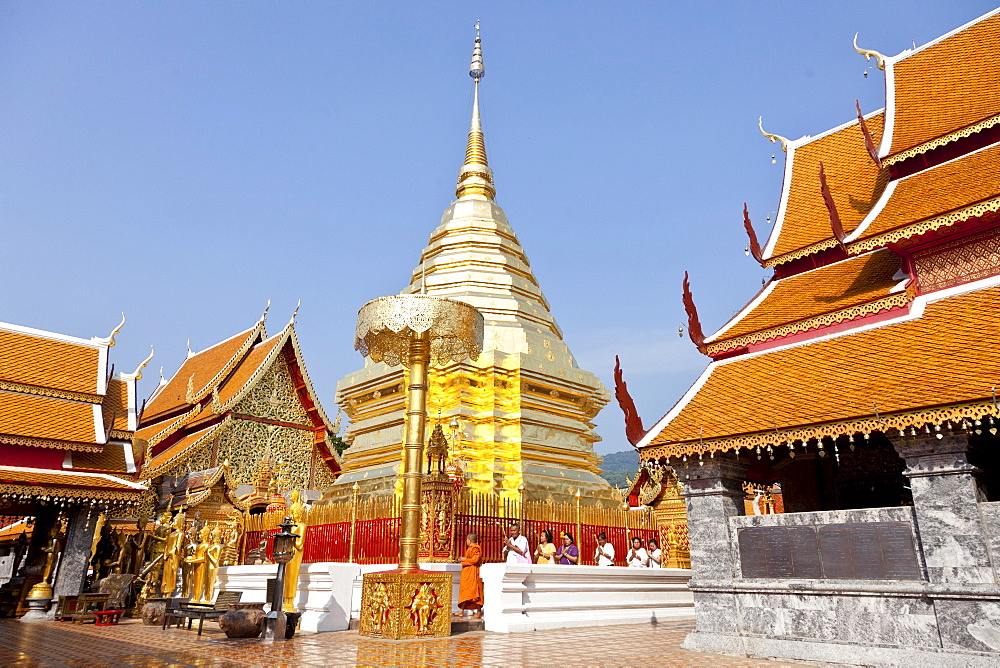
[456,21,495,201]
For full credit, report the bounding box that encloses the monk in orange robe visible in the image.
[456,533,484,619]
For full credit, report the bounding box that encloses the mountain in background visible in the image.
[597,449,638,490]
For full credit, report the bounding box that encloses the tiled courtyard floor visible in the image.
[0,617,807,667]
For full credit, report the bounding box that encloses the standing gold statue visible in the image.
[282,491,308,612]
[28,515,66,599]
[181,524,200,599]
[204,525,223,604]
[185,525,210,603]
[160,512,186,596]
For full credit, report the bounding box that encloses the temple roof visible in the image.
[142,325,262,421]
[139,316,341,484]
[846,141,1000,252]
[882,9,1000,165]
[762,112,886,266]
[639,281,1000,459]
[706,249,907,354]
[0,320,145,490]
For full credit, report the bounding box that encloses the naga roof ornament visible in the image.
[853,32,887,70]
[95,312,126,347]
[742,203,764,264]
[681,272,707,354]
[758,117,789,152]
[818,162,848,251]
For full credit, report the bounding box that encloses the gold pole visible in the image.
[349,482,360,563]
[575,489,582,563]
[400,330,430,571]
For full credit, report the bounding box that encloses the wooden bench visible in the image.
[163,591,242,636]
[69,593,110,624]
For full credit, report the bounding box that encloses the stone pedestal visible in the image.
[18,597,52,623]
[892,430,993,584]
[359,569,452,639]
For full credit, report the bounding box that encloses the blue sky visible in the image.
[2,2,995,456]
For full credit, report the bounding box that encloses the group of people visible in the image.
[456,523,666,619]
[501,525,664,568]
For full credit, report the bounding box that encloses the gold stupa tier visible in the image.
[330,196,615,504]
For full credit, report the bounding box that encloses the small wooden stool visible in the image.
[93,610,123,626]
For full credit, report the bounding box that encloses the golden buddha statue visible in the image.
[185,525,211,604]
[160,512,186,596]
[204,525,223,604]
[282,491,308,612]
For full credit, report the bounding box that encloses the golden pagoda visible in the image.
[330,27,617,504]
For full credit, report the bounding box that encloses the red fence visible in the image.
[245,517,660,566]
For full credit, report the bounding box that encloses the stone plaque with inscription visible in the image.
[739,521,921,581]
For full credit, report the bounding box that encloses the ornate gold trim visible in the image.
[883,113,1000,167]
[0,434,102,453]
[706,291,913,354]
[641,399,997,461]
[0,482,145,502]
[763,237,840,268]
[850,195,1000,253]
[0,381,102,404]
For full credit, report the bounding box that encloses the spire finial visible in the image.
[456,22,495,200]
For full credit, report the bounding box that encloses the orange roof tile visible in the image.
[645,284,1000,454]
[143,327,259,420]
[849,142,1000,251]
[0,390,97,444]
[0,466,146,493]
[708,250,905,352]
[102,378,131,433]
[765,113,886,264]
[0,331,100,395]
[71,444,128,473]
[214,335,283,408]
[886,12,1000,161]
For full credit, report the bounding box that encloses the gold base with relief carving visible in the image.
[359,570,452,639]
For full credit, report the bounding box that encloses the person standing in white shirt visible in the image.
[502,523,530,564]
[594,532,615,566]
[626,537,649,568]
[647,538,663,569]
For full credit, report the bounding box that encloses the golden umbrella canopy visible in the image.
[354,294,484,367]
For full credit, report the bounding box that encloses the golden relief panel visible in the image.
[359,571,452,639]
[311,447,338,489]
[216,419,315,490]
[235,356,310,425]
